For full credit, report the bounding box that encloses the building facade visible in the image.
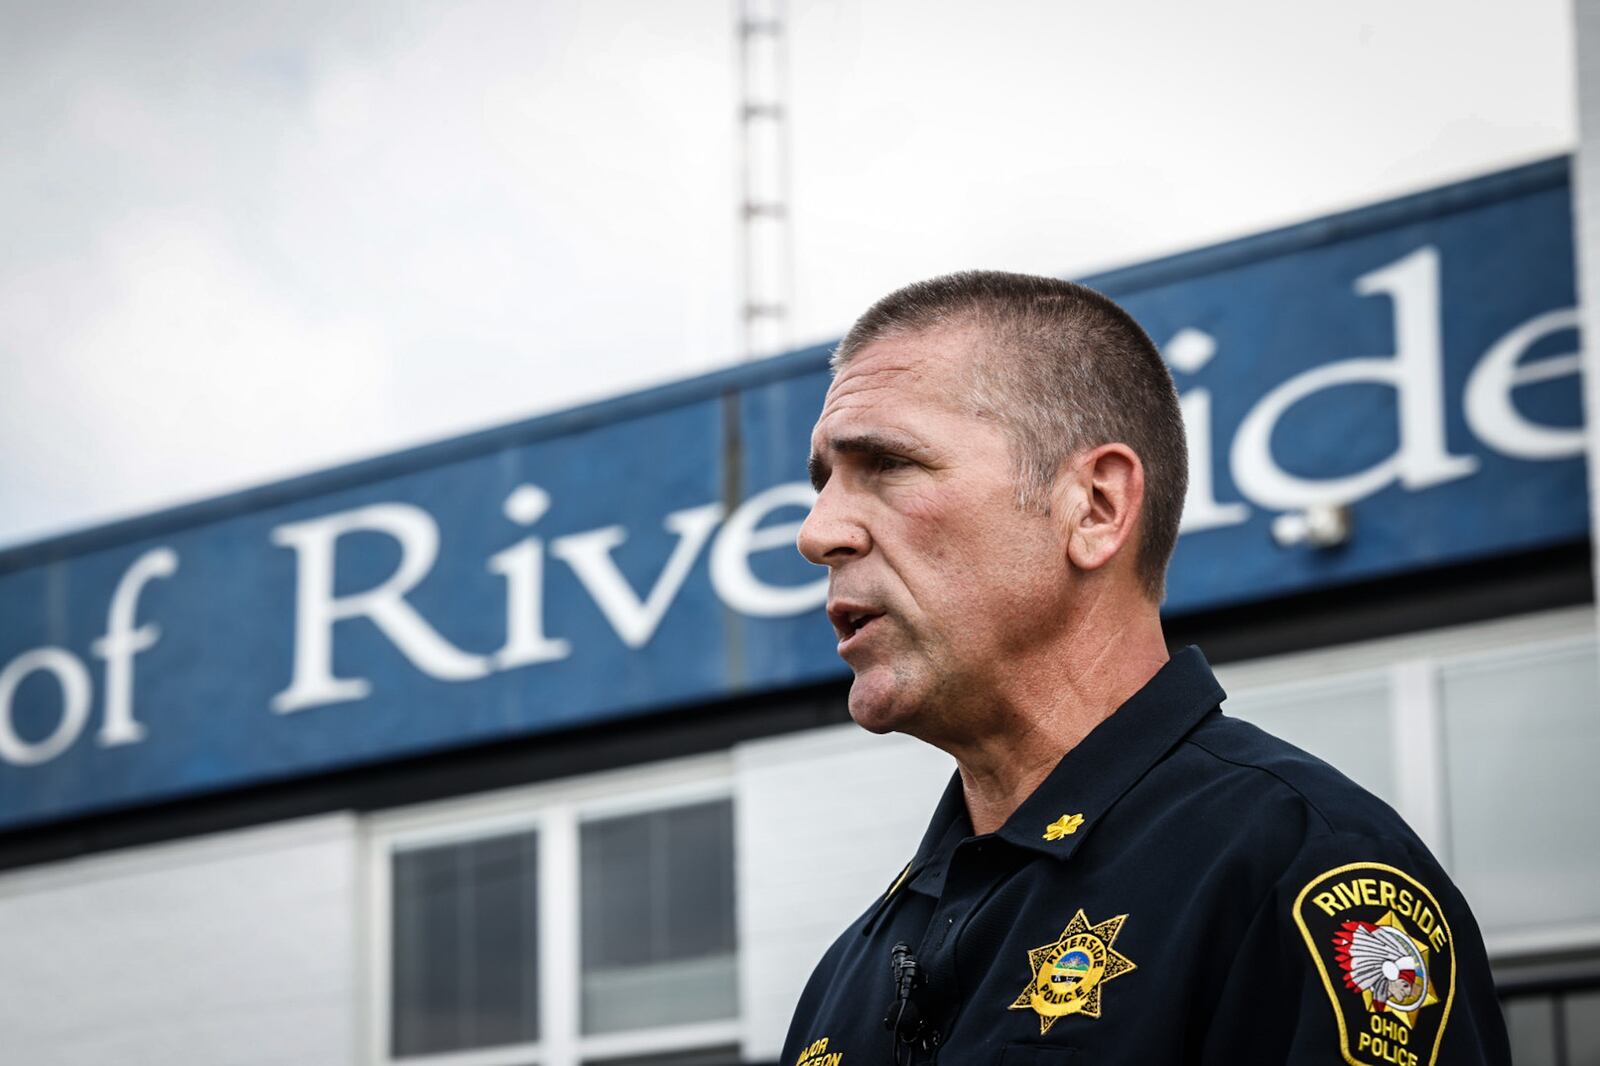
[0,158,1595,1066]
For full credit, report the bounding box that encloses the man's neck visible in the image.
[949,614,1170,836]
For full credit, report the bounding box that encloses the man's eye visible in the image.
[873,455,913,473]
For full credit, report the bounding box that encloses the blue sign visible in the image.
[0,158,1585,830]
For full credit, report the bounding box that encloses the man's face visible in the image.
[797,325,1073,741]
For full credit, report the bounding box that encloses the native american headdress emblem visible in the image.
[1331,920,1429,1012]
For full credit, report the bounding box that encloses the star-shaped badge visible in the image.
[1009,909,1136,1034]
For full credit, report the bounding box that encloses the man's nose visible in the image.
[797,484,869,566]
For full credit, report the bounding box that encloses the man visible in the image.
[782,272,1509,1064]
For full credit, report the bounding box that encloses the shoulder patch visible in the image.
[1292,862,1456,1066]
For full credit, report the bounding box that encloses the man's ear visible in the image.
[1054,443,1145,575]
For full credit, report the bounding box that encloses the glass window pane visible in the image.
[391,829,540,1057]
[1223,675,1399,811]
[1440,643,1600,936]
[1502,997,1557,1066]
[1565,989,1600,1065]
[580,799,736,1035]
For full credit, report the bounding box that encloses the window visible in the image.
[580,801,737,1034]
[1439,641,1600,940]
[391,829,540,1057]
[371,756,739,1066]
[1499,985,1600,1066]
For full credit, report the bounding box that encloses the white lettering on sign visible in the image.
[711,481,828,616]
[550,501,725,649]
[1464,308,1585,460]
[264,485,829,715]
[1230,246,1479,510]
[0,648,93,766]
[488,484,573,669]
[1167,328,1251,534]
[0,547,177,766]
[92,547,178,747]
[271,503,492,714]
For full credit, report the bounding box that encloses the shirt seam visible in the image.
[1179,733,1339,836]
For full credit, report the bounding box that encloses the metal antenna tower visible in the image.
[736,0,792,360]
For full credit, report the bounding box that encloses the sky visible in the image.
[0,0,1577,549]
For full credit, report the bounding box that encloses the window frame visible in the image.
[364,751,740,1066]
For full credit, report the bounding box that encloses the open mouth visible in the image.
[829,607,885,650]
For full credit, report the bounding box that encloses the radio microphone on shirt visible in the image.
[884,942,940,1062]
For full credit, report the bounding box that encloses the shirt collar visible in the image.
[902,645,1225,889]
[996,645,1225,861]
[903,772,971,897]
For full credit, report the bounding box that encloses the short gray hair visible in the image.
[832,270,1187,602]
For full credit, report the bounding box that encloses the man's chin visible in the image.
[845,671,919,735]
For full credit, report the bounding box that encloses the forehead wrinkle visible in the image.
[812,330,987,476]
[841,322,987,398]
[823,361,925,405]
[822,358,971,424]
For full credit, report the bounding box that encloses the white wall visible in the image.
[0,813,361,1066]
[733,723,953,1062]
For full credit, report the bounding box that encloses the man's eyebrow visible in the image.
[807,452,828,492]
[807,432,925,490]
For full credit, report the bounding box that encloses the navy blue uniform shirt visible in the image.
[781,647,1510,1065]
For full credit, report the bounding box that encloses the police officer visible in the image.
[785,272,1509,1064]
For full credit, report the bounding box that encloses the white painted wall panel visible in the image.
[0,814,360,1066]
[734,724,953,1061]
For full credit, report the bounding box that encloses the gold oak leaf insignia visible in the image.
[1009,909,1137,1035]
[1042,813,1085,841]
